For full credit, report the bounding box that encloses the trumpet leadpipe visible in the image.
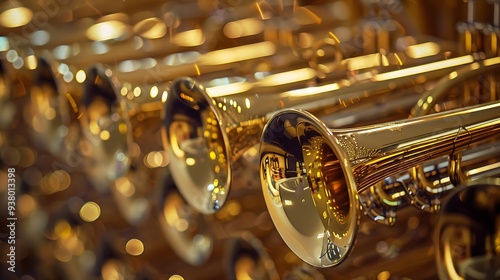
[362,56,500,223]
[405,56,500,211]
[259,99,500,268]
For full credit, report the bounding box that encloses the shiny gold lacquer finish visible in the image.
[79,64,170,225]
[224,232,280,280]
[435,178,500,280]
[361,56,500,224]
[407,57,500,211]
[78,65,215,267]
[259,99,500,267]
[158,172,214,266]
[162,52,480,215]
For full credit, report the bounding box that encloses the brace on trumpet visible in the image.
[259,96,500,267]
[162,49,482,215]
[361,56,500,225]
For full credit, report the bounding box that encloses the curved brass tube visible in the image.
[361,56,500,224]
[259,100,500,267]
[406,57,500,211]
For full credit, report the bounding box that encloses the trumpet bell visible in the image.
[224,232,280,280]
[260,101,500,268]
[80,65,132,192]
[162,77,231,214]
[158,172,214,266]
[435,178,500,280]
[259,109,358,267]
[26,56,76,158]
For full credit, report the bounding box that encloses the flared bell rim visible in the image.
[259,108,359,268]
[435,177,500,280]
[162,76,233,214]
[79,64,132,191]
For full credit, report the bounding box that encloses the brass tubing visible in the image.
[259,100,500,268]
[163,53,478,215]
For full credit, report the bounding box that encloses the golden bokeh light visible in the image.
[125,239,144,256]
[79,201,101,222]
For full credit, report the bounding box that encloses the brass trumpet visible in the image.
[361,57,500,225]
[223,232,280,280]
[157,171,214,266]
[78,66,208,269]
[78,63,171,225]
[162,52,478,215]
[434,178,500,280]
[24,55,80,159]
[259,98,500,267]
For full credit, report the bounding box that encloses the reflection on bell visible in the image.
[2,0,500,279]
[158,171,214,266]
[224,232,279,280]
[435,178,500,280]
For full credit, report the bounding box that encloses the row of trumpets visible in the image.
[1,40,499,278]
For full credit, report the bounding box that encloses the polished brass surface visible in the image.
[1,1,500,279]
[24,55,81,158]
[77,64,217,267]
[79,63,169,224]
[259,99,500,267]
[360,56,500,225]
[406,56,500,213]
[224,231,280,280]
[162,52,482,215]
[435,178,500,280]
[158,171,214,266]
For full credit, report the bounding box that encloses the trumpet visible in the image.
[78,65,221,268]
[360,56,500,225]
[434,177,500,280]
[78,63,173,225]
[258,97,500,267]
[157,171,214,266]
[223,232,280,280]
[162,51,481,215]
[24,55,81,159]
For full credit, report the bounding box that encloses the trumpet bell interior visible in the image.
[259,109,359,267]
[435,178,500,280]
[163,77,231,214]
[80,65,131,191]
[28,57,67,156]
